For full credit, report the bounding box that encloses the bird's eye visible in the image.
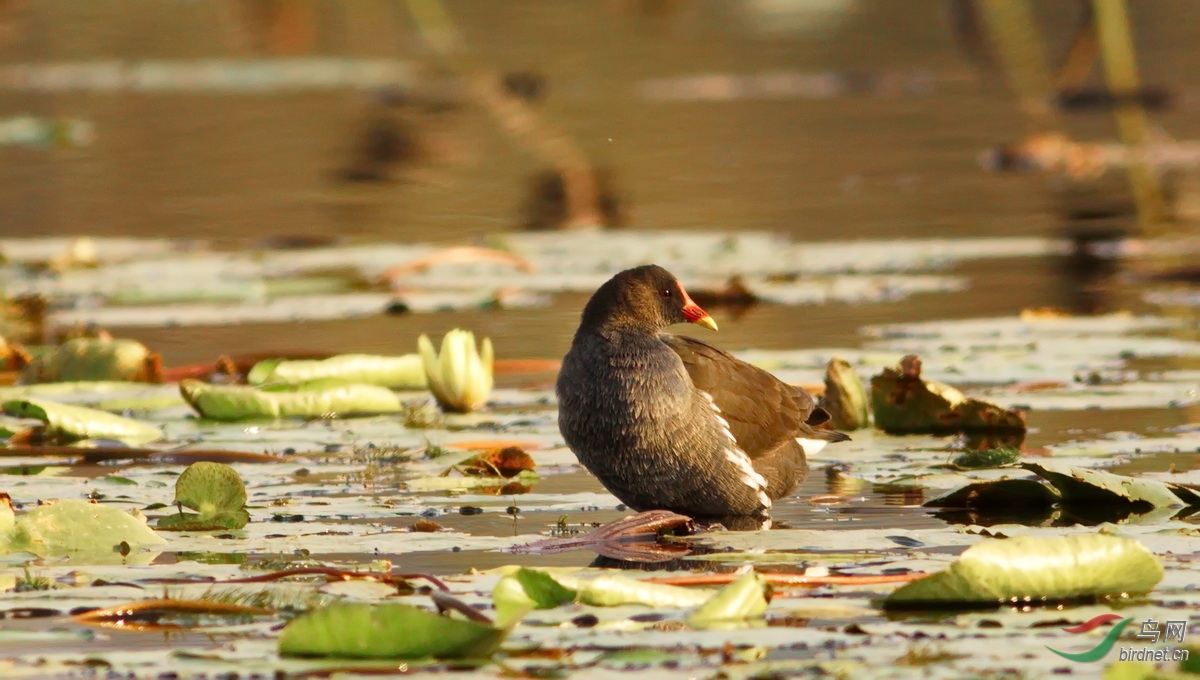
[661,288,672,298]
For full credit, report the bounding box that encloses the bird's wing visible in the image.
[661,334,829,457]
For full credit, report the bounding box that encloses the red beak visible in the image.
[678,283,718,331]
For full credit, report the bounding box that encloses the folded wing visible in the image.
[661,334,833,458]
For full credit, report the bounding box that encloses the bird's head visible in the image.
[580,264,718,332]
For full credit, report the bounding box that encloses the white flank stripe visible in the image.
[796,437,828,456]
[701,391,771,510]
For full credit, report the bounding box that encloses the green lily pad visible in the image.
[179,379,402,421]
[821,357,870,430]
[493,567,576,625]
[884,534,1163,609]
[2,398,163,445]
[684,571,771,629]
[491,567,713,613]
[3,498,167,559]
[556,572,714,608]
[247,354,426,389]
[278,601,510,659]
[157,462,249,531]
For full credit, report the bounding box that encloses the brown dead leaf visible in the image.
[462,447,536,478]
[409,518,445,533]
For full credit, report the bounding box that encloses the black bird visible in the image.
[556,265,849,520]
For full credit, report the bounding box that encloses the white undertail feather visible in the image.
[795,437,828,456]
[700,391,772,510]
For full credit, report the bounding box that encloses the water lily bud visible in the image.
[418,329,494,413]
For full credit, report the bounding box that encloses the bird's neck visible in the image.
[576,319,660,346]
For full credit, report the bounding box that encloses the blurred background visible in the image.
[1,0,1197,365]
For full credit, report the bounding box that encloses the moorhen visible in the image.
[557,264,849,520]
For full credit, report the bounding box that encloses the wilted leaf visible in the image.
[73,598,273,631]
[870,355,1026,434]
[247,354,426,389]
[885,534,1163,609]
[278,601,510,659]
[20,338,161,384]
[924,479,1060,510]
[1024,461,1200,509]
[684,570,771,629]
[822,357,870,430]
[2,398,162,445]
[179,379,402,421]
[461,447,536,477]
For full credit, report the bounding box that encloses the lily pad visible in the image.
[493,567,576,624]
[157,462,249,531]
[278,601,510,659]
[247,354,426,389]
[924,479,1061,511]
[179,379,402,421]
[3,498,167,560]
[885,534,1163,609]
[491,567,714,615]
[2,398,163,445]
[684,570,771,629]
[1024,462,1200,509]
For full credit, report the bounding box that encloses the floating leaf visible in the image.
[684,570,771,629]
[2,398,162,445]
[491,566,712,612]
[559,572,714,609]
[247,354,426,389]
[461,447,536,477]
[4,499,167,560]
[924,479,1060,511]
[157,462,249,531]
[885,535,1163,609]
[493,567,576,625]
[278,601,510,659]
[822,357,870,430]
[179,379,402,421]
[20,338,162,383]
[1024,461,1200,509]
[870,355,1026,434]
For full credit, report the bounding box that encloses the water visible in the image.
[3,5,1200,677]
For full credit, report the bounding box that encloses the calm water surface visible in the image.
[1,1,1199,573]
